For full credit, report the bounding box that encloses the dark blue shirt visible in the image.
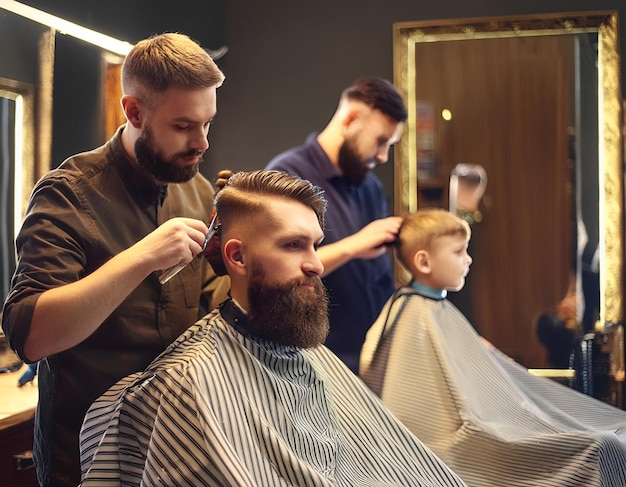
[267,134,395,372]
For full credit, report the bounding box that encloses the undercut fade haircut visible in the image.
[396,208,470,271]
[122,32,225,106]
[342,77,408,122]
[215,170,327,231]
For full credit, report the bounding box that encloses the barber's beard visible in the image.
[247,265,330,349]
[338,138,374,185]
[135,125,203,183]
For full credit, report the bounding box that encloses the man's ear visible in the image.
[413,250,431,274]
[223,239,246,276]
[121,95,143,128]
[340,105,362,134]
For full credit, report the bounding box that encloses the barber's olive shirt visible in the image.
[2,126,228,486]
[79,299,467,487]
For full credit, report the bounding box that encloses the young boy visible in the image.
[360,208,626,487]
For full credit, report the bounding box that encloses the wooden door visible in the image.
[414,35,574,367]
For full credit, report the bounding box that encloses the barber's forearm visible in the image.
[24,247,154,360]
[316,217,400,278]
[317,242,353,277]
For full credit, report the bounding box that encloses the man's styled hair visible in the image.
[341,78,408,122]
[396,208,470,271]
[215,170,327,231]
[122,32,225,105]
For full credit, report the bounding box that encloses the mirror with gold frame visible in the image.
[393,11,623,370]
[0,5,54,304]
[0,77,35,301]
[0,77,35,224]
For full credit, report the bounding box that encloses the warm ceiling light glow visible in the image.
[441,108,452,121]
[0,0,134,56]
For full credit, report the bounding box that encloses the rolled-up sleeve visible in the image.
[2,172,93,362]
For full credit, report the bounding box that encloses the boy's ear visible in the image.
[413,250,431,274]
[222,239,247,276]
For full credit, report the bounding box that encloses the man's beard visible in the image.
[338,138,374,185]
[134,125,203,183]
[247,265,330,349]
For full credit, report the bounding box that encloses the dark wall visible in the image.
[50,37,104,166]
[22,0,225,47]
[0,10,44,84]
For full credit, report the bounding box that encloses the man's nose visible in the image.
[303,254,324,276]
[375,146,390,164]
[191,128,210,152]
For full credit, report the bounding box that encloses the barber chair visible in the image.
[530,322,624,408]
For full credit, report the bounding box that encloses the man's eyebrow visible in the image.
[278,230,324,243]
[172,116,215,124]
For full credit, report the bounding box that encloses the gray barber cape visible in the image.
[360,288,626,487]
[79,299,467,486]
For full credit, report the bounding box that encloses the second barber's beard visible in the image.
[338,138,374,185]
[135,126,203,183]
[247,264,330,349]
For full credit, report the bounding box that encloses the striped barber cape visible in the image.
[360,289,626,487]
[79,299,467,486]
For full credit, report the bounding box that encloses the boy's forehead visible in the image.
[432,232,468,246]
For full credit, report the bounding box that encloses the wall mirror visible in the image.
[393,11,623,370]
[0,5,53,304]
[0,77,35,301]
[0,2,131,304]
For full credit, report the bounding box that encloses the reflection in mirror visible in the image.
[0,77,34,301]
[449,163,487,224]
[393,12,623,370]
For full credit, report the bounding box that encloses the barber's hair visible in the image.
[122,33,225,106]
[396,208,470,270]
[215,170,327,231]
[341,77,408,122]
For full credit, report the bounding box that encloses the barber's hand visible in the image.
[135,217,209,271]
[214,169,233,193]
[203,169,233,276]
[346,216,402,260]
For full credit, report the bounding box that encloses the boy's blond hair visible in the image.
[396,208,470,271]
